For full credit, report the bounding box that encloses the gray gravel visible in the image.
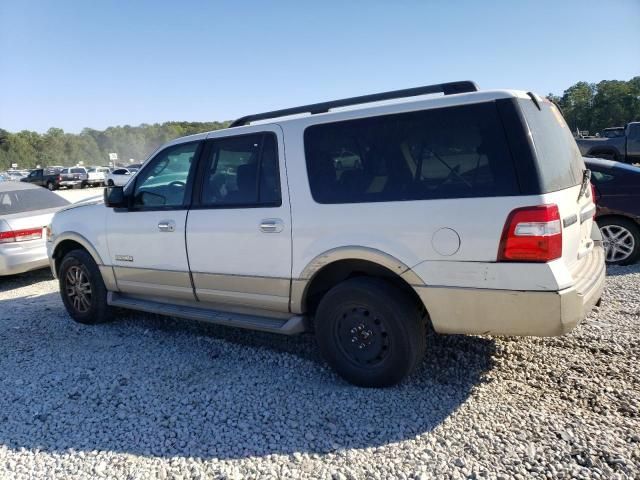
[0,265,638,479]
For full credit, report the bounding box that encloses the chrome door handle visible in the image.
[260,218,284,233]
[158,220,176,232]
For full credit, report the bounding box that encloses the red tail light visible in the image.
[498,205,562,262]
[0,228,43,244]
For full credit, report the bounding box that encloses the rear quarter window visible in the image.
[518,99,584,192]
[304,102,519,204]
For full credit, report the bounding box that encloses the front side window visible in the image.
[132,142,200,208]
[304,102,518,204]
[200,133,281,207]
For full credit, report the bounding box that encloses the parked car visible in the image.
[48,81,604,387]
[86,166,111,187]
[1,182,70,275]
[586,157,640,265]
[20,168,62,190]
[59,167,89,189]
[577,122,640,163]
[106,167,139,186]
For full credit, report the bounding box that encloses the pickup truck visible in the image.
[86,166,111,187]
[59,167,89,189]
[577,122,640,163]
[20,168,62,190]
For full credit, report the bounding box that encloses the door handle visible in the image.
[260,218,284,233]
[158,220,176,232]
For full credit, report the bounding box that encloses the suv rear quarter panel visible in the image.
[280,96,567,294]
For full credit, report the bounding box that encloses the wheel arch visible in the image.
[291,247,425,317]
[51,233,103,276]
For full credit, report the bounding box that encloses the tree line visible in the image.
[548,77,640,135]
[0,121,229,170]
[1,77,639,171]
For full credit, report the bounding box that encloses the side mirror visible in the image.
[104,186,127,208]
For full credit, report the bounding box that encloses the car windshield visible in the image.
[71,168,85,173]
[0,188,70,214]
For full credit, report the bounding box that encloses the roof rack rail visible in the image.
[229,80,479,128]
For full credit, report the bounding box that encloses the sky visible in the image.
[1,0,638,133]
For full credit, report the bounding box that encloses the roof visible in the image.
[168,86,536,147]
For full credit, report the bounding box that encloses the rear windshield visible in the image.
[518,99,584,192]
[0,188,70,214]
[304,102,519,204]
[71,168,85,174]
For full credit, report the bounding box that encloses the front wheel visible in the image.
[107,180,114,186]
[599,217,640,265]
[58,249,112,324]
[315,277,426,387]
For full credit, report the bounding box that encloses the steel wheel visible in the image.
[65,265,92,313]
[601,224,635,263]
[334,305,390,367]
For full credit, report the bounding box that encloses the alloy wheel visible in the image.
[601,224,635,263]
[65,265,92,313]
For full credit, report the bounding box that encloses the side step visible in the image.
[107,292,306,335]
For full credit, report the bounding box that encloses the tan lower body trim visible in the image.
[113,266,195,301]
[192,272,290,313]
[99,265,118,291]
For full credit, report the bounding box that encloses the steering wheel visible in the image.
[168,180,186,188]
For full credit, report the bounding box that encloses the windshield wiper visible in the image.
[578,169,591,202]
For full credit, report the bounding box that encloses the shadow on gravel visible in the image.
[0,275,496,460]
[605,263,640,277]
[0,268,53,293]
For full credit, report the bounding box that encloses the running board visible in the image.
[107,292,306,335]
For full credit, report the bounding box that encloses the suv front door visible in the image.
[105,141,202,301]
[186,128,291,313]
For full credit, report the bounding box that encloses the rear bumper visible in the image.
[59,180,83,187]
[0,242,49,276]
[414,245,606,337]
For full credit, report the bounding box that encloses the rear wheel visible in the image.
[58,249,112,324]
[107,179,114,186]
[598,217,640,265]
[315,277,426,387]
[46,181,54,191]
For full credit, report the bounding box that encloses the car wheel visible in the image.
[315,277,426,387]
[58,249,112,324]
[599,217,640,266]
[107,180,114,186]
[46,181,54,191]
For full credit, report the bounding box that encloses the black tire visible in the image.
[107,180,114,186]
[598,217,640,266]
[58,249,112,324]
[46,181,54,191]
[315,277,426,387]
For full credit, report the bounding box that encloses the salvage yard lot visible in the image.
[0,266,638,479]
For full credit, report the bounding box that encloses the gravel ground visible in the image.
[0,265,638,479]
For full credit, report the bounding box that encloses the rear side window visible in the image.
[518,99,584,192]
[304,102,518,204]
[200,133,281,207]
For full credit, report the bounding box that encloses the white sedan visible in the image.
[106,167,139,187]
[0,182,70,275]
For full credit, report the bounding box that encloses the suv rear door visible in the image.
[186,127,291,312]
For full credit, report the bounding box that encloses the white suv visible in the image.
[47,81,605,387]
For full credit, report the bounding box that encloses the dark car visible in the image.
[586,157,640,265]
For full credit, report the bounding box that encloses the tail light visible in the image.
[498,204,562,262]
[0,228,43,244]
